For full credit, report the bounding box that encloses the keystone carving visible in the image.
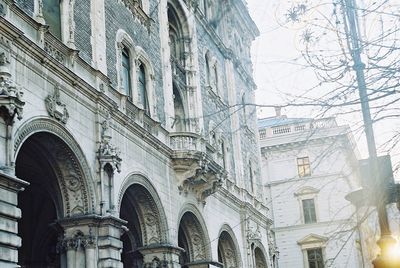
[45,84,69,124]
[0,52,24,125]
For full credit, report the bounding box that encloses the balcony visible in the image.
[169,132,226,204]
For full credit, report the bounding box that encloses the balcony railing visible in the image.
[169,132,202,151]
[259,117,338,139]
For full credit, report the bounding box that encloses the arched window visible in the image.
[220,139,226,169]
[43,0,62,39]
[213,63,219,93]
[249,161,254,193]
[121,48,132,97]
[173,86,185,132]
[137,61,150,115]
[168,6,183,64]
[205,54,211,86]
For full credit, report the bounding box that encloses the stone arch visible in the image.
[177,204,211,265]
[13,117,95,217]
[252,241,268,268]
[118,173,169,244]
[217,224,241,268]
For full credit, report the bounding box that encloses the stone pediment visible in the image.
[297,234,328,246]
[170,133,226,204]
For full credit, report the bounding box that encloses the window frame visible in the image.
[297,156,311,177]
[121,47,133,98]
[302,198,317,224]
[297,234,328,268]
[307,248,324,268]
[294,187,320,225]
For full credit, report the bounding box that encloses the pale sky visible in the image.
[246,0,400,179]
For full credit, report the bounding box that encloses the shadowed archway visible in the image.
[119,182,166,268]
[178,211,210,267]
[16,131,91,267]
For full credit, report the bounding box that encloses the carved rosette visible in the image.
[45,84,69,124]
[0,52,24,125]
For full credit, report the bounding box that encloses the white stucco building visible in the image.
[258,111,365,268]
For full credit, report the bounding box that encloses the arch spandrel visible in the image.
[118,173,169,245]
[177,204,212,262]
[218,224,242,268]
[13,118,95,217]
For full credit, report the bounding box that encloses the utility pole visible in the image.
[341,0,398,267]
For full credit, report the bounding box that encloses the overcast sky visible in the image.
[246,0,400,178]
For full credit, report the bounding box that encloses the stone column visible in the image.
[139,244,183,268]
[83,236,96,268]
[65,239,77,268]
[0,172,28,267]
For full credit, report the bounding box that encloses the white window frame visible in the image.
[297,234,328,268]
[294,187,320,224]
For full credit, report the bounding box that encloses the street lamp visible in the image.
[340,0,400,267]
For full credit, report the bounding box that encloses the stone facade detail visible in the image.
[0,51,24,125]
[98,112,122,173]
[0,0,272,267]
[45,84,69,124]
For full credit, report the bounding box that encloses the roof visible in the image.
[257,116,312,129]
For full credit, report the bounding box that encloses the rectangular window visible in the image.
[307,248,324,268]
[297,157,311,177]
[302,199,317,224]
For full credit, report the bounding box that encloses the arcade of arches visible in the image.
[0,131,269,267]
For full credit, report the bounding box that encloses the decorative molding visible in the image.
[0,51,24,125]
[45,84,69,124]
[121,0,152,32]
[118,174,169,245]
[13,118,95,216]
[98,112,122,173]
[44,41,65,63]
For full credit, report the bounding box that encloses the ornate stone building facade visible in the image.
[0,0,272,267]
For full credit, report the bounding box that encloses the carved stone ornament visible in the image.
[98,112,122,173]
[0,52,24,125]
[173,151,225,204]
[45,84,69,124]
[246,220,262,242]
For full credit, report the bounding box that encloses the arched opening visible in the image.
[178,212,209,266]
[16,132,83,267]
[254,247,267,268]
[119,184,163,268]
[137,61,150,115]
[173,85,186,132]
[43,0,62,39]
[217,230,240,268]
[168,3,187,88]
